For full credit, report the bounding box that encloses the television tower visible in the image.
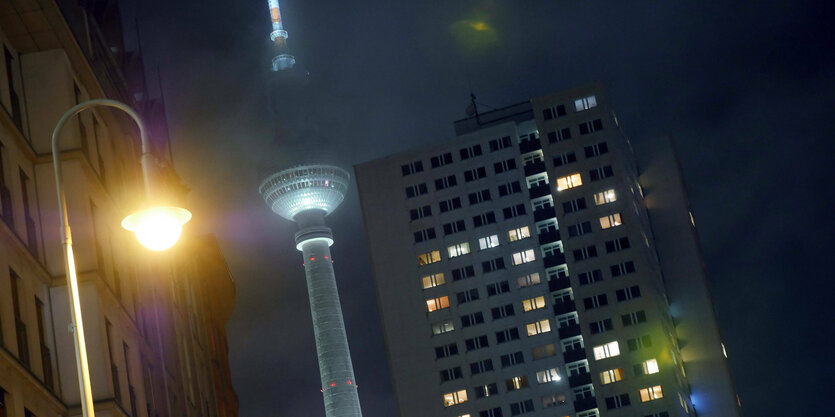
[260,1,363,417]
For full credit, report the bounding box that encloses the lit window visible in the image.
[512,249,536,265]
[508,226,531,242]
[593,189,617,205]
[443,389,468,407]
[599,213,622,229]
[447,242,471,258]
[478,235,500,250]
[600,368,625,384]
[516,272,541,288]
[556,173,582,191]
[426,296,450,312]
[639,385,663,402]
[418,250,441,266]
[593,341,620,360]
[432,320,454,335]
[505,375,529,391]
[536,368,561,383]
[522,296,546,312]
[421,273,445,289]
[526,319,551,336]
[641,358,659,374]
[575,95,597,111]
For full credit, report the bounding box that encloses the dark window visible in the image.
[456,288,480,304]
[435,343,459,358]
[439,367,463,382]
[474,383,499,399]
[486,280,511,295]
[502,204,526,219]
[605,237,631,253]
[489,136,513,151]
[413,227,436,243]
[578,270,603,285]
[584,142,609,158]
[498,181,522,196]
[589,165,615,181]
[589,318,613,334]
[401,160,424,176]
[553,151,577,167]
[494,158,517,173]
[470,359,494,375]
[572,245,598,261]
[472,212,496,227]
[430,152,453,168]
[542,105,566,120]
[482,258,506,274]
[610,261,636,277]
[547,127,572,143]
[495,328,520,344]
[461,312,485,328]
[567,221,592,237]
[579,119,604,135]
[464,166,488,182]
[434,175,458,190]
[409,205,432,221]
[465,335,489,351]
[439,197,462,212]
[616,285,642,302]
[460,144,483,160]
[500,351,525,367]
[491,304,515,320]
[442,219,467,236]
[405,183,428,198]
[451,265,476,281]
[562,197,587,213]
[583,294,608,310]
[468,189,492,205]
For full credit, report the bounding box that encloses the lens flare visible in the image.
[122,206,192,251]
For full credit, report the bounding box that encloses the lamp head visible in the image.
[121,206,192,251]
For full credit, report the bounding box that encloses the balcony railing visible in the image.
[548,277,571,292]
[553,299,576,315]
[529,184,551,200]
[523,161,546,177]
[557,323,581,339]
[573,396,597,412]
[519,138,542,154]
[538,229,560,245]
[568,371,592,387]
[532,205,556,221]
[563,347,587,363]
[543,252,567,268]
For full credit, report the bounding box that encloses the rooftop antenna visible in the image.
[466,92,481,125]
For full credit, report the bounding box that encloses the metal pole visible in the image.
[51,99,150,417]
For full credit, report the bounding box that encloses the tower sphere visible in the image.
[259,164,350,221]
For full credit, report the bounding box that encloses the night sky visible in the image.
[122,0,833,415]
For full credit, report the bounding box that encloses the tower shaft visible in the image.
[296,213,362,417]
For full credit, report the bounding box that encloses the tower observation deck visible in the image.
[259,164,363,417]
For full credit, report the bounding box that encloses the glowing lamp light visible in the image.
[122,206,192,251]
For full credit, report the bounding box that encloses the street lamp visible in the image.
[51,99,191,417]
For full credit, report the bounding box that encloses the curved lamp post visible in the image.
[52,99,191,417]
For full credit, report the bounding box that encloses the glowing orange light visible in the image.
[330,382,336,387]
[347,380,352,385]
[310,257,316,261]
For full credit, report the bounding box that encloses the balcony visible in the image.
[538,229,560,245]
[529,184,551,200]
[519,138,542,154]
[548,277,570,292]
[532,205,556,221]
[573,396,597,412]
[569,371,592,387]
[553,299,576,315]
[543,252,567,268]
[563,347,587,363]
[558,323,581,339]
[524,161,546,177]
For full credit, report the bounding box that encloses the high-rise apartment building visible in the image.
[356,84,739,417]
[0,2,237,417]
